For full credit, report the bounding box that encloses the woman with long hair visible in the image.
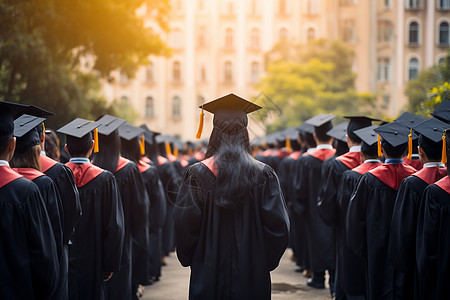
[173,94,290,300]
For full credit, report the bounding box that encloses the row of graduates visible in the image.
[255,100,450,300]
[0,100,207,300]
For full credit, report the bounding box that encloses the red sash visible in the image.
[194,152,204,161]
[337,151,361,169]
[180,158,189,168]
[435,176,450,194]
[167,153,177,163]
[66,162,103,188]
[0,166,23,188]
[276,149,290,159]
[309,148,336,162]
[201,156,217,176]
[116,157,130,172]
[413,167,447,185]
[369,163,416,190]
[263,149,274,157]
[138,160,151,173]
[40,155,58,173]
[352,162,382,175]
[288,151,301,160]
[141,156,151,164]
[12,168,45,182]
[157,156,168,166]
[403,157,423,171]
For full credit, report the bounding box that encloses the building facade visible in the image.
[101,0,450,140]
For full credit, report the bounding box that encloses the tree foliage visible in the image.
[256,39,376,133]
[0,0,170,128]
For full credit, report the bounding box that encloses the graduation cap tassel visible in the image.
[377,134,382,157]
[442,131,447,165]
[195,106,204,139]
[93,128,99,153]
[165,141,172,156]
[140,135,145,156]
[174,146,179,157]
[407,128,413,159]
[285,136,292,152]
[42,122,45,132]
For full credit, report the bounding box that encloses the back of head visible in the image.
[10,144,42,171]
[419,134,442,161]
[66,133,93,158]
[93,131,120,172]
[381,140,408,158]
[120,137,140,164]
[44,129,60,161]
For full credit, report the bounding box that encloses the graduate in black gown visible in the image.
[415,129,450,300]
[174,94,289,300]
[93,115,147,300]
[58,118,125,300]
[0,101,59,299]
[389,118,448,299]
[395,112,426,171]
[346,122,416,300]
[11,113,67,300]
[337,125,382,300]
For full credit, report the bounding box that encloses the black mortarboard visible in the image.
[140,124,160,146]
[305,113,335,137]
[343,116,379,134]
[395,111,427,129]
[431,100,450,123]
[200,93,262,114]
[326,122,348,143]
[57,118,102,153]
[296,123,315,134]
[354,125,379,146]
[96,115,127,136]
[412,117,449,143]
[118,124,145,141]
[13,114,47,153]
[374,122,410,147]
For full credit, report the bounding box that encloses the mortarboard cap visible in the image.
[13,114,47,153]
[96,115,127,136]
[326,122,348,143]
[374,122,410,147]
[140,124,160,146]
[296,123,315,134]
[412,117,449,143]
[354,125,379,146]
[118,124,145,141]
[305,113,335,128]
[57,118,101,138]
[343,116,380,134]
[395,111,427,129]
[431,100,450,123]
[200,93,262,114]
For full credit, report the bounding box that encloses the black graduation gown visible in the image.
[346,163,416,300]
[416,178,450,300]
[104,158,147,300]
[174,161,289,300]
[66,163,124,300]
[0,168,59,300]
[336,162,381,296]
[389,167,447,300]
[292,148,336,273]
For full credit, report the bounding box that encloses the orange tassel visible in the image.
[195,106,204,139]
[442,131,447,164]
[42,122,45,132]
[285,136,292,152]
[174,146,179,157]
[93,128,99,153]
[378,134,382,157]
[140,135,145,155]
[165,141,172,156]
[407,128,412,159]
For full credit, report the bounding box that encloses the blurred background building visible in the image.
[101,0,450,140]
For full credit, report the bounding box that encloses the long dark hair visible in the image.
[120,137,140,165]
[205,127,259,209]
[10,144,42,171]
[92,131,120,173]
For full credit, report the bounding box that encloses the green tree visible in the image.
[256,39,375,132]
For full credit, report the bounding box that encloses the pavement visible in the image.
[141,249,331,300]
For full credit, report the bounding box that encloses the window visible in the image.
[173,61,181,83]
[279,0,288,14]
[439,21,450,45]
[438,0,450,9]
[198,25,206,47]
[377,57,391,81]
[307,28,316,42]
[384,0,391,9]
[378,20,393,43]
[250,62,260,83]
[304,0,319,15]
[198,0,204,11]
[339,0,356,5]
[200,65,207,83]
[145,63,154,83]
[250,0,260,15]
[145,96,154,118]
[409,21,419,45]
[279,28,288,42]
[408,58,419,80]
[439,57,446,64]
[224,61,233,83]
[250,28,260,50]
[225,28,234,49]
[342,20,355,43]
[405,0,423,9]
[172,96,181,119]
[119,72,129,84]
[224,0,234,15]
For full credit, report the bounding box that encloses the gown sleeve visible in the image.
[149,171,167,230]
[292,157,307,215]
[346,174,368,258]
[101,171,125,272]
[317,160,340,226]
[129,164,148,237]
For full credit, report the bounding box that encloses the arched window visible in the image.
[198,25,206,47]
[172,96,181,119]
[307,28,316,42]
[224,61,233,83]
[438,0,450,9]
[408,58,419,80]
[409,21,419,45]
[173,61,181,83]
[120,95,129,103]
[251,28,260,50]
[250,62,260,83]
[279,0,287,14]
[145,96,154,118]
[225,28,234,49]
[439,57,446,64]
[146,62,154,83]
[279,28,288,42]
[305,0,318,15]
[200,65,207,82]
[439,21,449,45]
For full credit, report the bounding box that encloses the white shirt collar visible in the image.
[349,146,361,152]
[40,151,46,156]
[0,160,10,167]
[411,154,420,159]
[316,144,333,150]
[423,162,445,168]
[364,159,381,164]
[307,148,316,153]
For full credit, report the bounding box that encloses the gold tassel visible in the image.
[285,136,292,152]
[165,141,172,156]
[407,128,412,159]
[174,146,179,157]
[93,128,99,153]
[442,130,447,164]
[42,122,45,132]
[378,134,382,157]
[140,135,145,156]
[195,105,204,139]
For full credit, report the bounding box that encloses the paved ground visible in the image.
[141,249,331,300]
